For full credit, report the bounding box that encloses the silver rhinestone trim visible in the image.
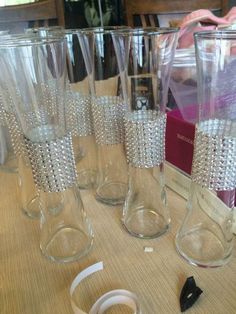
[0,100,6,126]
[39,81,58,116]
[0,82,61,160]
[66,90,94,137]
[4,111,24,157]
[192,119,236,190]
[92,96,125,145]
[0,90,26,157]
[125,111,166,168]
[22,109,55,130]
[25,132,77,192]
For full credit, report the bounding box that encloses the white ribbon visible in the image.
[70,262,141,314]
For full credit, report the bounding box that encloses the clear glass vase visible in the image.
[0,77,40,219]
[175,31,236,267]
[64,30,98,190]
[0,35,94,262]
[24,27,85,174]
[113,28,178,237]
[26,27,98,190]
[79,27,129,205]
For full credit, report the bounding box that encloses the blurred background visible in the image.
[1,0,236,29]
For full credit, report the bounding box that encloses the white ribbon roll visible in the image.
[70,262,142,314]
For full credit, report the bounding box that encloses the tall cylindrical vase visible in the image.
[175,31,236,267]
[113,28,178,238]
[0,41,39,219]
[25,27,98,190]
[24,26,85,166]
[64,30,98,190]
[79,27,129,205]
[0,36,93,263]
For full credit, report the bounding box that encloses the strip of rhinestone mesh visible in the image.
[66,90,94,137]
[4,111,24,157]
[25,132,77,192]
[39,81,58,116]
[92,96,125,145]
[125,111,166,168]
[191,119,236,190]
[0,90,26,157]
[1,82,59,156]
[0,100,7,126]
[11,107,59,158]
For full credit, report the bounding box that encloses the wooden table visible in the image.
[1,170,236,314]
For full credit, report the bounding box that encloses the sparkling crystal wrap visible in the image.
[66,90,94,137]
[0,91,24,157]
[4,111,24,157]
[125,111,166,168]
[0,100,6,126]
[25,132,77,192]
[92,96,125,145]
[192,119,236,190]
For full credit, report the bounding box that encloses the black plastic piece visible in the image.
[180,276,203,312]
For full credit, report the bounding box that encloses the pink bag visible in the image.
[178,8,236,48]
[170,7,236,122]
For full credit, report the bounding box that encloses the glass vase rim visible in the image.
[25,25,64,33]
[0,33,39,40]
[194,30,236,40]
[58,29,85,36]
[55,27,130,36]
[111,27,179,37]
[0,35,66,48]
[80,25,131,34]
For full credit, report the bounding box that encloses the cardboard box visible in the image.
[165,108,195,175]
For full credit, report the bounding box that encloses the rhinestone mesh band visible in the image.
[25,132,77,192]
[0,101,6,126]
[4,111,24,157]
[125,111,166,168]
[92,96,125,145]
[39,81,58,116]
[66,90,94,137]
[192,119,236,190]
[0,91,26,157]
[0,82,62,162]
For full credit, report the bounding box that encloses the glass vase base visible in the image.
[175,227,232,268]
[122,208,169,239]
[77,169,97,190]
[95,182,127,206]
[22,195,40,219]
[41,225,94,263]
